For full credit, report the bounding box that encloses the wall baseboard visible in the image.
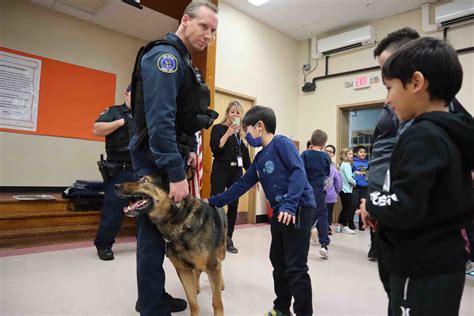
[256,214,269,224]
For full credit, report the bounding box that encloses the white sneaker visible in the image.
[341,226,355,234]
[335,226,342,233]
[310,227,318,241]
[319,245,328,259]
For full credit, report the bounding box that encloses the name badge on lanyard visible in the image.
[235,134,243,167]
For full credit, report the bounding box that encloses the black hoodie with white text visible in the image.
[366,111,474,277]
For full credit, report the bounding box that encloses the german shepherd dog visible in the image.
[115,175,226,316]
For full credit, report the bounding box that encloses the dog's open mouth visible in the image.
[121,194,152,217]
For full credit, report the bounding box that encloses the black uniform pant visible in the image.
[338,191,353,227]
[270,207,314,316]
[94,168,136,250]
[210,161,243,238]
[130,140,172,316]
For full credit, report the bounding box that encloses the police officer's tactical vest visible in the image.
[130,38,218,157]
[105,105,134,163]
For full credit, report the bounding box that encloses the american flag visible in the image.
[189,131,203,198]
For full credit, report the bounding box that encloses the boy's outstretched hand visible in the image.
[278,211,295,225]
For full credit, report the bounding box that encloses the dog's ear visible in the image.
[149,175,169,192]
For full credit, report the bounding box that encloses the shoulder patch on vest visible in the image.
[157,53,178,74]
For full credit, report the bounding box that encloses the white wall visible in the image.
[297,8,474,150]
[215,3,301,215]
[1,0,146,186]
[215,3,301,139]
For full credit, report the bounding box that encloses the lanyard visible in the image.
[234,134,242,156]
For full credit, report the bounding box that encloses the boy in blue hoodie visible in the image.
[352,145,369,230]
[208,106,316,316]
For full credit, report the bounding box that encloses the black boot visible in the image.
[97,248,114,261]
[226,238,238,254]
[135,292,187,313]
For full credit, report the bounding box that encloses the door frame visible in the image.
[336,99,384,165]
[333,99,384,223]
[202,87,258,224]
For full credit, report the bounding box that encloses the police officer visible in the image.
[93,84,136,261]
[128,1,219,315]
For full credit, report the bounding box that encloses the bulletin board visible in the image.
[0,47,116,141]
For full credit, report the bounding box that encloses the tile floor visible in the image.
[1,225,473,315]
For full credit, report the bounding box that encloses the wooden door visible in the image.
[211,90,256,223]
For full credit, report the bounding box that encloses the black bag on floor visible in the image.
[62,180,104,211]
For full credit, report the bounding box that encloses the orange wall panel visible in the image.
[0,47,115,141]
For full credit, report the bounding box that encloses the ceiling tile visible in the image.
[222,0,439,41]
[30,0,55,7]
[52,1,94,20]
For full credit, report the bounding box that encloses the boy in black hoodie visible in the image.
[361,37,474,315]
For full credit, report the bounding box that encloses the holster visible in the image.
[97,156,110,183]
[97,155,130,182]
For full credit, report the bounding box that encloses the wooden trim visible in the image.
[215,87,256,103]
[194,0,218,199]
[235,211,247,225]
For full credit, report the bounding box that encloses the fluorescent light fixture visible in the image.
[248,0,269,6]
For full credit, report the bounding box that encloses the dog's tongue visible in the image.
[123,200,146,216]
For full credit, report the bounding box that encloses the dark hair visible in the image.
[382,37,463,105]
[306,140,312,149]
[373,27,420,58]
[355,145,367,153]
[184,0,218,17]
[311,129,328,147]
[325,144,336,154]
[242,105,276,134]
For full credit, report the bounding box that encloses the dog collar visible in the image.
[163,224,184,243]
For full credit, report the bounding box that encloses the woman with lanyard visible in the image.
[210,100,251,253]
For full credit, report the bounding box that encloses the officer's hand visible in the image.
[277,211,295,226]
[187,152,197,167]
[118,118,125,126]
[169,179,189,203]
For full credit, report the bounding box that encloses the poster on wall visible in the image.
[0,51,41,131]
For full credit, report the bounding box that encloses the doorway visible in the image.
[210,88,257,224]
[333,100,384,223]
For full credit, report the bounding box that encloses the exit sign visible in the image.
[354,75,370,89]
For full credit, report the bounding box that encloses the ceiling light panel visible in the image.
[248,0,268,6]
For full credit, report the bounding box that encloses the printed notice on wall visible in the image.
[0,51,42,131]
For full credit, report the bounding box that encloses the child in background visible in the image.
[352,146,369,230]
[208,106,316,316]
[324,145,342,235]
[301,130,331,258]
[336,148,357,234]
